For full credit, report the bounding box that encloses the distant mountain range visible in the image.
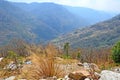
[52,14,120,48]
[0,0,115,45]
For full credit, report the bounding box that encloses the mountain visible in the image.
[14,2,114,27]
[65,6,115,25]
[12,2,89,33]
[0,0,59,45]
[0,0,34,45]
[0,0,115,45]
[52,14,120,48]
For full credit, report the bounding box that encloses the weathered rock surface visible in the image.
[99,70,120,80]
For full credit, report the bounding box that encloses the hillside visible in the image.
[52,14,120,48]
[65,6,114,25]
[0,0,114,45]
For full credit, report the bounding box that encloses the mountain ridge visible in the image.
[0,0,115,45]
[52,14,120,48]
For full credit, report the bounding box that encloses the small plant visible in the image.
[61,54,71,59]
[112,41,120,63]
[64,42,70,58]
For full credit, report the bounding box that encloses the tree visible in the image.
[63,42,70,57]
[112,41,120,63]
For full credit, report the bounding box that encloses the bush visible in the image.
[112,41,120,63]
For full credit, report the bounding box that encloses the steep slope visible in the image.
[0,0,58,45]
[13,2,88,33]
[0,0,116,45]
[0,0,34,45]
[14,2,114,29]
[52,14,120,48]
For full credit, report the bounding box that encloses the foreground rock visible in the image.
[5,76,16,80]
[78,62,100,72]
[68,71,87,80]
[0,57,3,62]
[99,70,120,80]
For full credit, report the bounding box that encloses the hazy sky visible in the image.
[7,0,120,13]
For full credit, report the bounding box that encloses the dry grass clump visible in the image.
[20,44,65,79]
[33,54,64,78]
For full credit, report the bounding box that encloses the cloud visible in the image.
[7,0,120,13]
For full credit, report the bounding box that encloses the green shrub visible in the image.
[112,41,120,63]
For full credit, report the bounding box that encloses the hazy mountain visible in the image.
[65,6,115,25]
[13,2,88,33]
[52,14,120,48]
[0,0,58,45]
[0,0,115,45]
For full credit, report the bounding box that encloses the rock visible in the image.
[5,76,15,80]
[57,78,64,80]
[64,75,71,80]
[7,62,17,70]
[111,67,120,73]
[68,72,87,80]
[82,62,100,72]
[24,61,32,64]
[99,70,120,80]
[94,72,101,79]
[90,63,100,72]
[82,62,90,70]
[84,78,91,80]
[77,62,83,66]
[0,57,3,62]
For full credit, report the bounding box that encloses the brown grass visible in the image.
[20,44,65,79]
[23,54,64,79]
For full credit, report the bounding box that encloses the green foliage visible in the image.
[7,51,23,65]
[64,42,70,57]
[53,14,120,48]
[61,54,72,59]
[112,41,120,63]
[7,51,17,59]
[77,52,81,59]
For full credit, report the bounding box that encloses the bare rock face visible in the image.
[68,72,87,80]
[99,70,120,80]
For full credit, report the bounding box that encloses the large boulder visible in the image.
[99,70,120,80]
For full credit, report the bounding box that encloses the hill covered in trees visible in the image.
[52,14,120,48]
[0,0,114,45]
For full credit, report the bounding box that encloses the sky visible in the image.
[7,0,120,13]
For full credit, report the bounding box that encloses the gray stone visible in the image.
[0,57,3,62]
[84,78,91,80]
[5,76,15,80]
[99,70,120,80]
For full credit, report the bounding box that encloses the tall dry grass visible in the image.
[21,43,65,79]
